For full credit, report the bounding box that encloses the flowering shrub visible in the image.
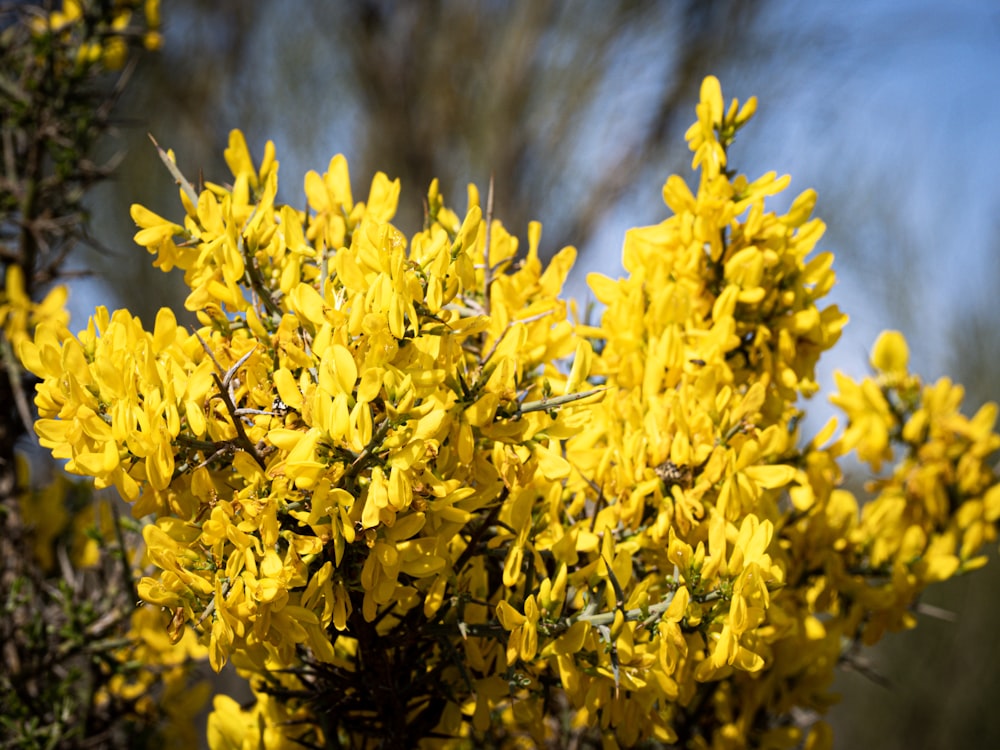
[22,76,1000,749]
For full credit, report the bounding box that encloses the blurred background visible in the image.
[80,1,1000,747]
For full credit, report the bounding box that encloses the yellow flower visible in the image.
[497,596,540,664]
[1,266,70,362]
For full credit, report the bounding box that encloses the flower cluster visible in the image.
[24,77,1000,749]
[0,266,69,365]
[29,0,162,70]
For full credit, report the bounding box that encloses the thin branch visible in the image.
[148,133,199,207]
[211,371,266,469]
[513,387,606,418]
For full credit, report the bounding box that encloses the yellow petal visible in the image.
[273,367,304,410]
[744,464,796,489]
[366,172,401,223]
[291,282,327,327]
[331,344,358,395]
[496,600,527,629]
[871,330,909,374]
[700,75,724,124]
[534,441,571,480]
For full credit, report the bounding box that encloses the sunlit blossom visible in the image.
[21,74,1000,749]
